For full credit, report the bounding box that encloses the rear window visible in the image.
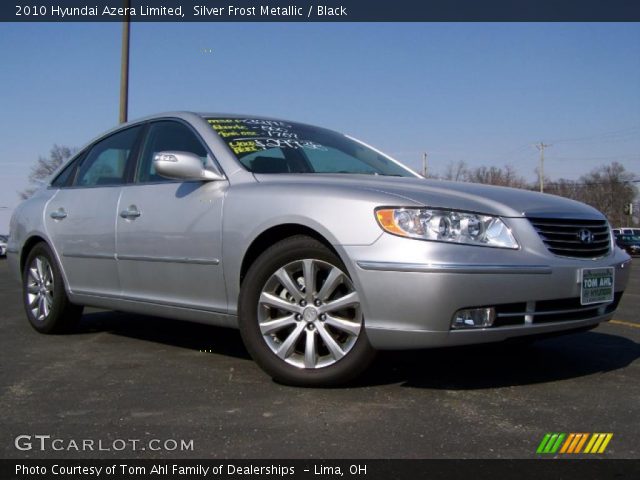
[207,117,412,177]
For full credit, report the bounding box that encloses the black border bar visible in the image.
[3,0,640,22]
[3,459,640,480]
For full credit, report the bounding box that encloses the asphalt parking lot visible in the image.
[0,258,638,459]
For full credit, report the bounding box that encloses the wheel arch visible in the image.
[20,235,51,274]
[19,234,72,298]
[239,223,340,287]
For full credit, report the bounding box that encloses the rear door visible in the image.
[45,125,143,296]
[115,120,228,312]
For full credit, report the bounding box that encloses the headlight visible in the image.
[375,208,519,249]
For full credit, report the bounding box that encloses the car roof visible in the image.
[129,111,325,130]
[47,111,348,183]
[90,111,337,148]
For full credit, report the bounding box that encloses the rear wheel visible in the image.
[239,235,375,386]
[22,242,83,334]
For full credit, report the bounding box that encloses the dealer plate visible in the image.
[580,267,614,305]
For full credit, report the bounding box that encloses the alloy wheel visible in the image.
[26,256,55,322]
[257,259,362,369]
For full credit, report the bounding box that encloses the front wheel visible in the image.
[22,242,83,334]
[238,235,376,386]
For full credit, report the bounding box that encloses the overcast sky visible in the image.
[1,22,639,232]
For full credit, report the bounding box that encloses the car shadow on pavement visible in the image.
[74,310,252,361]
[73,311,639,389]
[358,330,640,389]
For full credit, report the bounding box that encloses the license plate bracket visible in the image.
[580,267,614,305]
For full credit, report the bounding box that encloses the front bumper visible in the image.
[339,228,631,350]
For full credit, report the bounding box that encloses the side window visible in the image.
[137,121,208,183]
[51,151,84,188]
[75,126,141,187]
[240,148,289,173]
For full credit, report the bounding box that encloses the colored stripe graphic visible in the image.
[597,433,613,453]
[537,433,613,454]
[549,434,565,453]
[574,433,589,453]
[584,433,613,454]
[560,433,588,453]
[537,433,565,454]
[584,434,599,453]
[560,433,579,453]
[536,433,552,454]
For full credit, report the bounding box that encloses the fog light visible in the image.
[451,307,496,329]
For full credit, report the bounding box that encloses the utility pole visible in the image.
[624,203,634,225]
[535,142,551,193]
[422,152,428,178]
[118,0,130,124]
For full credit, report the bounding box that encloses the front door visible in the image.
[115,120,228,312]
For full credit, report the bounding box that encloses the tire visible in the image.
[238,235,376,386]
[22,242,83,334]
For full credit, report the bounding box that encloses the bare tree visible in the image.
[544,178,582,200]
[442,160,468,181]
[545,163,638,226]
[434,160,636,227]
[20,145,76,199]
[465,164,529,188]
[574,162,637,227]
[439,162,529,188]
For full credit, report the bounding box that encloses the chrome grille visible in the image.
[528,217,610,258]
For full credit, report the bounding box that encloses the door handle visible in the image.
[120,206,141,219]
[50,208,67,220]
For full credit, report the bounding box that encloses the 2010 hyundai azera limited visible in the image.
[7,112,632,385]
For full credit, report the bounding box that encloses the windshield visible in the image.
[0,235,7,242]
[207,117,414,177]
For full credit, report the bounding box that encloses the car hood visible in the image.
[253,174,606,219]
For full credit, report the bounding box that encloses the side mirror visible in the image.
[153,151,224,182]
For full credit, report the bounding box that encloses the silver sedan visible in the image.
[7,112,631,385]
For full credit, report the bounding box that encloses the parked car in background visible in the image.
[0,235,8,257]
[613,228,640,236]
[615,234,640,256]
[6,112,632,386]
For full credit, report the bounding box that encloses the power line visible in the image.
[496,143,534,160]
[552,154,640,161]
[549,126,640,144]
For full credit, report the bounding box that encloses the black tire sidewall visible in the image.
[238,235,375,386]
